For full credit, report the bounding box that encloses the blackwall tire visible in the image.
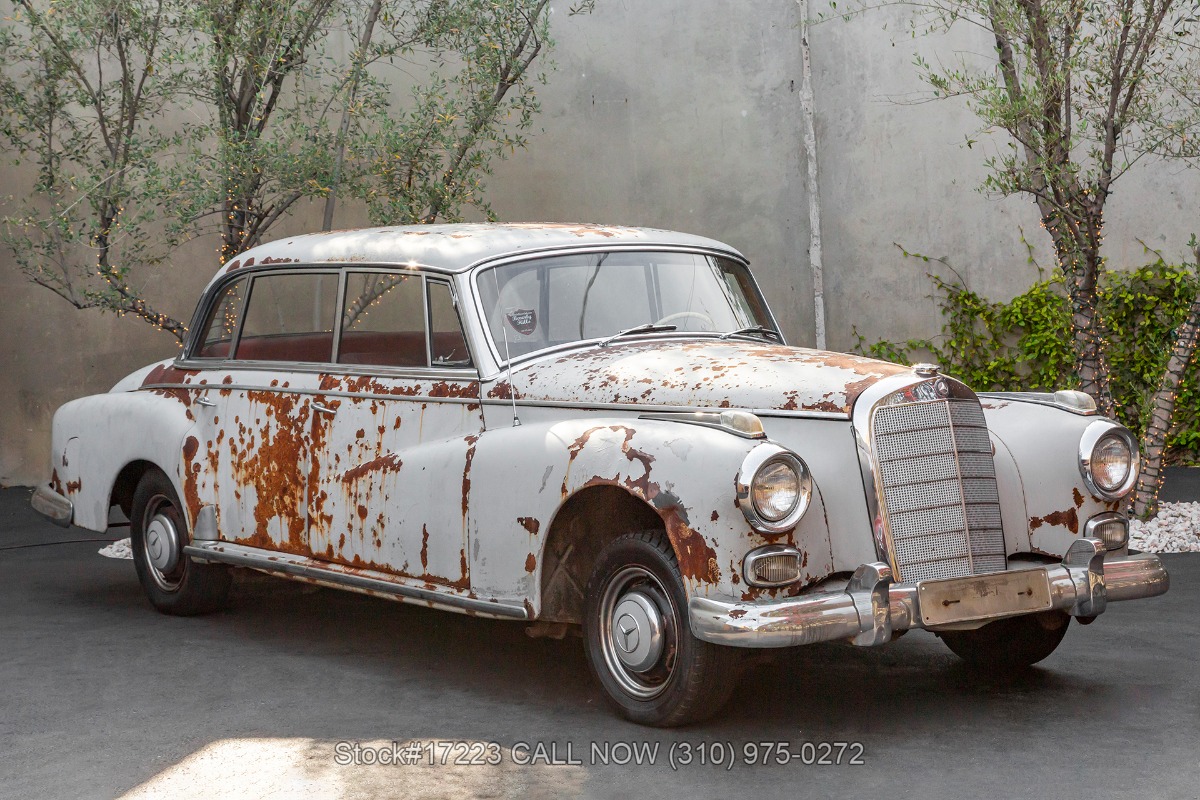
[937,610,1071,670]
[130,469,231,616]
[583,530,740,727]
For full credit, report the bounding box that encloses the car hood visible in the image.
[488,339,913,414]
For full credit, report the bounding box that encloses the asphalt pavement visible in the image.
[0,483,1196,800]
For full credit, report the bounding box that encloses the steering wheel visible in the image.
[653,310,715,330]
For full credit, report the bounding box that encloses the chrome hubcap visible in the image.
[599,566,678,699]
[142,496,184,592]
[612,591,664,672]
[146,514,179,574]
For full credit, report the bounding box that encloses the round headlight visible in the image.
[1092,434,1132,492]
[1079,421,1139,500]
[736,446,813,533]
[752,459,801,522]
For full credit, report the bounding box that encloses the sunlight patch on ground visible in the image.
[117,737,586,800]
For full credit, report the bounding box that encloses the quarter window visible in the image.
[236,273,338,362]
[195,278,247,358]
[428,281,472,367]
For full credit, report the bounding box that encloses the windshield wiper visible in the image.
[720,325,782,342]
[598,323,677,347]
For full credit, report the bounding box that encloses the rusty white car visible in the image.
[33,223,1168,726]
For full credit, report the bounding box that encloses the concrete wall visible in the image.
[3,0,1199,485]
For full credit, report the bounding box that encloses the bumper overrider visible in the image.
[31,485,73,528]
[689,538,1169,648]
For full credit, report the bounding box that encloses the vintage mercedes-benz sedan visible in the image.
[33,223,1168,726]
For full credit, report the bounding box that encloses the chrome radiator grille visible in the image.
[871,398,1006,583]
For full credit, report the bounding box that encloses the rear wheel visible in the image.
[583,531,740,727]
[130,469,231,616]
[936,610,1071,670]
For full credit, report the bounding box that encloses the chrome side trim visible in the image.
[979,390,1098,415]
[31,485,73,528]
[183,541,528,620]
[689,543,1168,648]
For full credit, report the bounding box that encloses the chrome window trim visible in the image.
[181,264,480,376]
[1078,420,1140,500]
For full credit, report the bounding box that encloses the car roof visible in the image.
[217,223,747,278]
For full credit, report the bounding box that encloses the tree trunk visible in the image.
[1069,288,1116,418]
[1132,252,1200,519]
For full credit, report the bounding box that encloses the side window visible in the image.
[338,272,426,367]
[236,273,338,362]
[428,281,472,367]
[195,278,247,358]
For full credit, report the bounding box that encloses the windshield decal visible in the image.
[505,308,537,336]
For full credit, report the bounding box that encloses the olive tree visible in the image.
[0,0,562,341]
[843,0,1200,515]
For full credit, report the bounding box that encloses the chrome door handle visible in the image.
[196,397,217,408]
[312,402,337,416]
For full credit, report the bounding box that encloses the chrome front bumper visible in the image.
[31,485,74,528]
[689,538,1169,649]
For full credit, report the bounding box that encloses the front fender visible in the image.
[982,398,1126,557]
[467,416,834,610]
[48,390,197,532]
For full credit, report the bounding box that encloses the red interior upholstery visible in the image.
[234,333,334,363]
[229,330,469,367]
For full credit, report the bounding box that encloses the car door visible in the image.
[194,269,341,555]
[307,270,484,590]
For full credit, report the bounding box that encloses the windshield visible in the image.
[476,251,776,360]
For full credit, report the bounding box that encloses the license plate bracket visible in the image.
[917,568,1053,627]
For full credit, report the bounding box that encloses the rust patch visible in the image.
[710,510,719,522]
[420,525,429,571]
[356,504,368,521]
[321,374,423,397]
[461,433,480,519]
[65,478,81,494]
[260,256,296,265]
[729,608,747,619]
[663,507,720,584]
[428,381,480,399]
[340,453,403,484]
[518,517,540,535]
[486,380,518,400]
[49,470,63,495]
[181,435,202,522]
[525,552,537,573]
[1073,487,1085,507]
[1029,507,1079,533]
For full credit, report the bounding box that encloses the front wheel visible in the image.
[130,469,231,616]
[583,531,740,727]
[936,610,1071,671]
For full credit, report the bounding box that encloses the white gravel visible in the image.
[1130,502,1200,553]
[98,537,132,560]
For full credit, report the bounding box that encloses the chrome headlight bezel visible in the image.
[736,444,813,533]
[1079,421,1139,500]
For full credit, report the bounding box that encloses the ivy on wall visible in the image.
[856,260,1200,464]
